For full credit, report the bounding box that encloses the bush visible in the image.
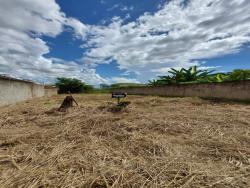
[110,83,145,89]
[55,77,93,94]
[228,69,250,81]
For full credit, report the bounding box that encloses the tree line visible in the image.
[55,67,250,93]
[148,67,250,86]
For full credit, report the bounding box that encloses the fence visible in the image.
[0,77,57,106]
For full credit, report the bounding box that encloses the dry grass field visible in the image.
[0,94,249,187]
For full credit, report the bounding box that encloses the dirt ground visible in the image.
[0,94,249,187]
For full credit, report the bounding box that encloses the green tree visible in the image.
[204,70,250,82]
[148,78,170,86]
[168,68,186,83]
[182,66,213,82]
[228,69,250,81]
[203,73,229,83]
[110,83,144,88]
[55,77,93,94]
[148,66,214,86]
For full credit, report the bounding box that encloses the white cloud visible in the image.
[107,4,134,12]
[79,0,250,82]
[120,6,134,12]
[0,0,65,37]
[100,0,106,4]
[65,18,89,39]
[107,77,140,84]
[1,0,250,85]
[107,4,120,11]
[0,0,105,85]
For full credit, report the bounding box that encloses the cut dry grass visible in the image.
[0,94,249,187]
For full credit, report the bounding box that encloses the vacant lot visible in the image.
[0,94,249,187]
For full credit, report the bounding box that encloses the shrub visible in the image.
[228,69,250,81]
[110,83,145,88]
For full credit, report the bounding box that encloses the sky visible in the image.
[0,0,249,86]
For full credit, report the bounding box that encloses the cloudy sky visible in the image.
[0,0,250,86]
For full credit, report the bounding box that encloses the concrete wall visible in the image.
[0,79,45,106]
[114,81,250,101]
[45,88,58,97]
[32,84,45,98]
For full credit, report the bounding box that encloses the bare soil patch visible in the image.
[0,94,249,187]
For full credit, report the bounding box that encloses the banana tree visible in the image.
[148,79,161,86]
[182,66,214,82]
[228,69,250,81]
[148,75,172,86]
[168,68,186,83]
[148,66,216,86]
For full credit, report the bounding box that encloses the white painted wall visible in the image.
[45,88,58,97]
[0,79,45,106]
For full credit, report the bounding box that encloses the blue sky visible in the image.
[0,0,249,86]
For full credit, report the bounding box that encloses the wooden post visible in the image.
[112,92,127,105]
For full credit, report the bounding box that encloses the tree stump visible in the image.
[58,95,78,112]
[117,101,131,108]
